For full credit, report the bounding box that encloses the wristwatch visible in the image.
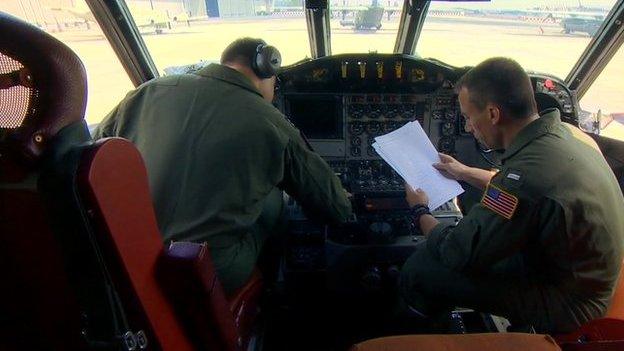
[410,204,431,222]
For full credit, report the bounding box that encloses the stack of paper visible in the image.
[372,121,464,210]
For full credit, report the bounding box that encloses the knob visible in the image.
[361,266,382,290]
[349,122,364,135]
[367,121,381,134]
[442,122,455,136]
[369,221,392,236]
[367,145,377,156]
[387,265,400,279]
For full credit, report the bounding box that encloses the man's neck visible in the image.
[223,62,260,88]
[502,113,540,149]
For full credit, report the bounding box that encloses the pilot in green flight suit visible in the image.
[400,57,624,333]
[94,38,352,294]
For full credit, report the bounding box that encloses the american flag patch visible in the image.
[482,184,518,219]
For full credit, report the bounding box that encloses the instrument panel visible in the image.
[276,55,579,197]
[277,54,467,195]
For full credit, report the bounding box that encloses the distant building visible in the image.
[205,0,255,17]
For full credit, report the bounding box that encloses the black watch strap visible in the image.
[410,204,431,222]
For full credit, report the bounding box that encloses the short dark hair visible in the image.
[220,37,266,67]
[456,57,537,119]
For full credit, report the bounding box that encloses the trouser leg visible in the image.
[255,188,287,282]
[399,242,556,332]
[214,188,287,295]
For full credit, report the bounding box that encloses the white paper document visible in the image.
[372,121,464,210]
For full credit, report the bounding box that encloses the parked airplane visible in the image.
[49,5,172,34]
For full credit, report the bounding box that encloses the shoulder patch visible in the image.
[481,183,519,219]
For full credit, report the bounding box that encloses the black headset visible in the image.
[252,42,282,79]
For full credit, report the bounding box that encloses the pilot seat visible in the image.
[0,12,261,351]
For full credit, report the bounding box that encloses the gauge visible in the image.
[385,106,397,119]
[367,121,381,134]
[441,122,455,136]
[367,145,377,157]
[361,104,372,119]
[349,121,364,135]
[402,104,415,119]
[445,110,456,120]
[350,146,361,157]
[377,104,388,118]
[438,137,455,153]
[384,121,401,133]
[368,105,380,119]
[348,104,362,119]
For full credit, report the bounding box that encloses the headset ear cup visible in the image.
[255,45,282,79]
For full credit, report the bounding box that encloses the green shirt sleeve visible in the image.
[93,88,140,139]
[280,138,353,224]
[426,175,564,272]
[92,105,120,139]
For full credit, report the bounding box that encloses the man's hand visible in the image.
[433,153,468,181]
[405,183,429,208]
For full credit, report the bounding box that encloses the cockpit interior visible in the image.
[1,0,624,350]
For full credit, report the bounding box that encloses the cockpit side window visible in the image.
[579,47,624,141]
[418,1,617,79]
[0,0,134,126]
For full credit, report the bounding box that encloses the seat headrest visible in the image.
[0,12,87,165]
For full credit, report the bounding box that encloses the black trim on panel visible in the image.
[305,0,331,58]
[394,0,429,55]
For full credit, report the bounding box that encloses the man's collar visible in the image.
[195,63,263,97]
[500,108,561,162]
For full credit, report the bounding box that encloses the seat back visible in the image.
[0,12,92,349]
[76,138,195,350]
[0,13,193,350]
[0,13,262,350]
[79,139,263,351]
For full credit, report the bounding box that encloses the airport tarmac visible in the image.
[36,16,624,140]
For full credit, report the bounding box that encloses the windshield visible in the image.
[330,1,402,55]
[418,0,616,79]
[126,1,310,73]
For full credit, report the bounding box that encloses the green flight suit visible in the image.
[400,109,624,333]
[94,64,352,293]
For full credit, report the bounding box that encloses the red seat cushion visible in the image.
[555,318,624,344]
[160,241,263,351]
[350,333,561,351]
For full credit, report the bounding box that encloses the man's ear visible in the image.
[488,105,501,126]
